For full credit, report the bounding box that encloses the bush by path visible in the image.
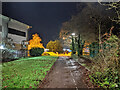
[29,47,44,56]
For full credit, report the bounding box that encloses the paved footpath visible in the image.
[39,57,88,89]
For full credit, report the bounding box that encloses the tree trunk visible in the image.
[98,23,102,52]
[77,34,80,57]
[72,35,75,55]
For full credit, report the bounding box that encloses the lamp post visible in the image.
[71,33,75,55]
[77,33,80,57]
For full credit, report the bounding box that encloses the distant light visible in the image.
[63,49,66,51]
[72,33,75,36]
[67,49,72,52]
[44,49,49,52]
[63,37,65,40]
[27,26,32,29]
[0,45,4,49]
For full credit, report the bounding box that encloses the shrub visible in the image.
[89,35,120,88]
[89,68,119,88]
[2,49,18,62]
[29,47,44,57]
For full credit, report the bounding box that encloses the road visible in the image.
[39,57,88,89]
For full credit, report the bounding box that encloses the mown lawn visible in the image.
[2,56,58,88]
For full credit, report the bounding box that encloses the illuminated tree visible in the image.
[28,33,44,50]
[46,40,63,53]
[46,41,54,52]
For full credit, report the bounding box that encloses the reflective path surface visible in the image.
[40,57,88,89]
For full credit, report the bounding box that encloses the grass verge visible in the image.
[2,56,58,88]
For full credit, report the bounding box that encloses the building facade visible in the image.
[0,14,31,59]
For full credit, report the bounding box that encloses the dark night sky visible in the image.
[2,2,78,46]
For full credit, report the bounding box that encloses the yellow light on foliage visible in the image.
[28,33,44,50]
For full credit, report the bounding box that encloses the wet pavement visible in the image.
[40,56,88,89]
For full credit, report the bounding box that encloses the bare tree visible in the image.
[60,2,115,44]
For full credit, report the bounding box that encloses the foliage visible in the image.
[2,49,18,61]
[46,40,63,53]
[29,47,44,57]
[71,35,75,54]
[42,51,72,57]
[42,52,58,56]
[99,1,120,24]
[99,1,120,57]
[70,34,85,56]
[59,3,116,43]
[59,29,72,47]
[2,56,58,88]
[87,2,120,88]
[1,38,17,61]
[89,69,119,88]
[77,34,85,56]
[89,35,120,88]
[89,42,99,57]
[28,33,44,50]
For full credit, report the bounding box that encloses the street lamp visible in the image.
[63,48,66,51]
[72,33,75,36]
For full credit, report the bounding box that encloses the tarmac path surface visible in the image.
[40,57,88,89]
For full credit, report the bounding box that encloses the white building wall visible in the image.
[8,19,29,32]
[0,14,30,45]
[8,33,27,44]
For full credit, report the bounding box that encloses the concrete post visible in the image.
[2,22,8,39]
[2,17,10,46]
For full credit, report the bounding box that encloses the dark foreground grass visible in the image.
[2,56,58,88]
